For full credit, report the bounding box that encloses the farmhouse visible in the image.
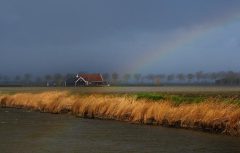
[74,73,107,86]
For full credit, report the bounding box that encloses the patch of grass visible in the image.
[135,93,207,105]
[136,93,165,101]
[168,95,206,105]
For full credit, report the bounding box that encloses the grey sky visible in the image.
[1,0,240,75]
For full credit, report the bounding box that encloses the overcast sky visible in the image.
[1,0,240,75]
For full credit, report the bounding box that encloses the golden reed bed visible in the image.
[0,91,240,136]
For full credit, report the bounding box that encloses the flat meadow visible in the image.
[1,86,240,136]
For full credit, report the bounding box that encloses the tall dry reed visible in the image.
[0,91,240,136]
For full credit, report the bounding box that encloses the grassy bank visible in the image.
[0,91,240,136]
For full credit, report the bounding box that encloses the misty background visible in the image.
[1,0,240,81]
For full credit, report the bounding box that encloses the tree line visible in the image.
[0,71,240,86]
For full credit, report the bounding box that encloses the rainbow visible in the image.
[124,11,240,73]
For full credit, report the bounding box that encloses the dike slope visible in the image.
[0,91,240,136]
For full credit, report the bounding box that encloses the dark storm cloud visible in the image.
[1,0,240,75]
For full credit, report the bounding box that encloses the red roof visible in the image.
[79,74,103,82]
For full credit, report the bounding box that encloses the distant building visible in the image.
[74,73,108,86]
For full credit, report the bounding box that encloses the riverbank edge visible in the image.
[0,92,240,136]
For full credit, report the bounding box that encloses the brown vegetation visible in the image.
[0,91,240,136]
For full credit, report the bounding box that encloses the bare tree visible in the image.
[53,73,63,86]
[177,73,185,82]
[154,75,161,85]
[123,73,131,83]
[187,73,194,83]
[167,74,175,82]
[195,71,203,82]
[44,74,52,86]
[45,74,52,81]
[3,75,10,84]
[134,73,141,84]
[35,77,43,86]
[202,72,209,81]
[146,74,155,84]
[64,73,74,80]
[159,74,166,81]
[15,75,21,83]
[111,72,119,84]
[209,72,218,81]
[0,74,2,82]
[63,73,75,86]
[217,71,227,79]
[24,73,32,85]
[102,73,110,81]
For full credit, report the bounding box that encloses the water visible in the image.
[0,108,240,153]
